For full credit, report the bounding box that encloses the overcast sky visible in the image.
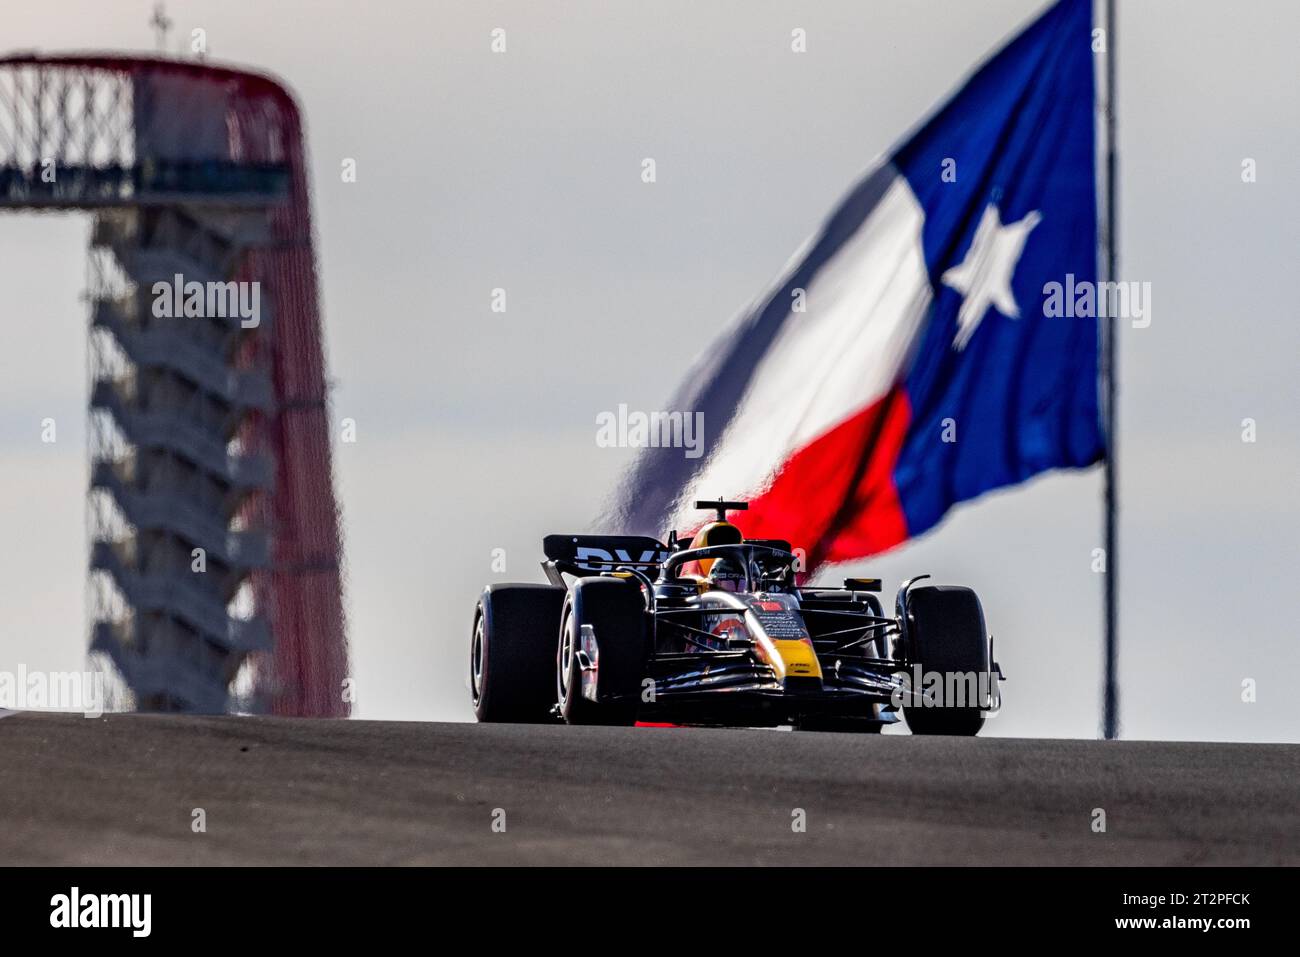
[2,0,1297,740]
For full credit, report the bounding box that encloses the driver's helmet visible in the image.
[680,520,744,579]
[707,556,746,593]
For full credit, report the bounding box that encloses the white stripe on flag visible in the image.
[669,171,933,530]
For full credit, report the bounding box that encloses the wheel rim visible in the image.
[557,615,574,703]
[471,616,485,705]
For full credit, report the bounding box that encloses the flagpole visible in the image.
[1102,0,1120,740]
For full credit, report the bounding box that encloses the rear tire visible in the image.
[901,585,990,736]
[557,577,646,726]
[471,584,565,722]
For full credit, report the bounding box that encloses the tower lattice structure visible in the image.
[0,54,348,715]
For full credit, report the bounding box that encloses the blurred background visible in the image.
[2,0,1296,738]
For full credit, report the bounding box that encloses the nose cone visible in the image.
[771,637,823,691]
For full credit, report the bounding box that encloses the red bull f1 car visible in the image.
[470,500,1003,735]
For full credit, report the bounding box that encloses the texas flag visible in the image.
[610,0,1103,570]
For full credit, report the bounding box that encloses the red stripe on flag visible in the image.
[739,387,913,571]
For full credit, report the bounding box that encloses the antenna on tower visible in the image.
[150,3,173,54]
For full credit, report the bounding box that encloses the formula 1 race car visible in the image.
[470,500,1003,735]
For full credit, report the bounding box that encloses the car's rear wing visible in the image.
[542,534,671,581]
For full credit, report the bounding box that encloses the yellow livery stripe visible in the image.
[770,638,823,681]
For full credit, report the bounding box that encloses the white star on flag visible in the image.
[941,203,1042,350]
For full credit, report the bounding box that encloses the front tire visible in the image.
[901,585,990,736]
[557,577,646,726]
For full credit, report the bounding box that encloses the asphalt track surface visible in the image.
[1,712,1296,865]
